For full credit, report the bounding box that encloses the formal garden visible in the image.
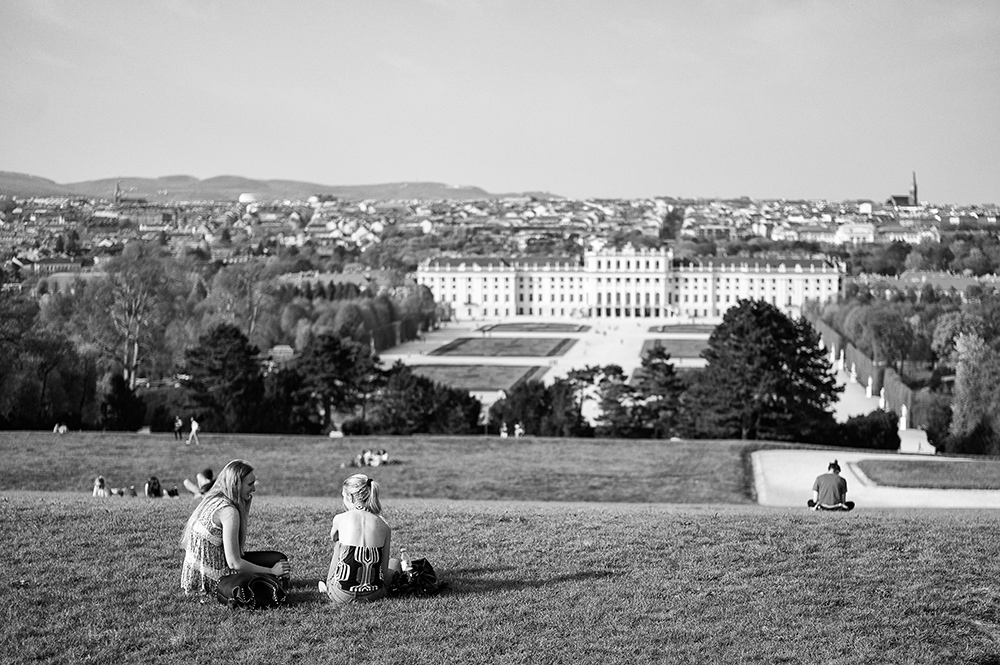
[428,336,578,357]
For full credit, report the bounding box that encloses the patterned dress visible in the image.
[180,496,236,595]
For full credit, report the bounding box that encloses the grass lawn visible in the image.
[641,338,710,359]
[0,432,764,503]
[648,324,714,334]
[429,337,577,357]
[480,322,591,333]
[858,458,1000,490]
[7,432,1000,664]
[4,494,1000,664]
[409,364,547,392]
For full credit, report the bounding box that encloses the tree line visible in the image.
[490,299,899,449]
[0,241,437,431]
[816,279,1000,456]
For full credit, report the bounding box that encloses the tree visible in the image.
[183,323,264,433]
[297,333,377,431]
[931,312,985,369]
[490,379,552,436]
[101,374,147,431]
[688,299,841,441]
[76,242,178,388]
[949,334,1000,450]
[835,410,900,450]
[201,259,279,346]
[595,365,641,437]
[366,363,480,435]
[860,308,914,374]
[633,344,685,438]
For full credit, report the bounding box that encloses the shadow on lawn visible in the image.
[280,568,615,605]
[443,566,616,594]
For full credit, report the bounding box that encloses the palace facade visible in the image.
[416,246,843,323]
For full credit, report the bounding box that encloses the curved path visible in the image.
[752,449,1000,509]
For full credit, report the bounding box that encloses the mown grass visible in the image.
[858,458,1000,490]
[4,493,1000,664]
[408,364,543,392]
[0,431,766,503]
[429,337,577,357]
[6,432,1000,664]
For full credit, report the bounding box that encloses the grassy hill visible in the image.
[4,432,999,664]
[0,171,509,202]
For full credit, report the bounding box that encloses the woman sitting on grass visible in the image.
[319,473,401,605]
[179,459,291,597]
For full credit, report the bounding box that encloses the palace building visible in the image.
[416,246,843,323]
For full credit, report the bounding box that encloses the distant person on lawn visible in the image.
[808,460,854,511]
[186,417,200,445]
[183,467,215,497]
[173,416,184,441]
[319,473,401,605]
[179,459,291,598]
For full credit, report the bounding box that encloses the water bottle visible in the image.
[400,547,413,579]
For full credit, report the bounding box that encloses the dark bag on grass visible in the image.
[215,572,286,610]
[388,558,446,598]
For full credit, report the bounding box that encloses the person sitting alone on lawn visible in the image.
[319,473,401,605]
[808,460,855,511]
[179,459,291,598]
[93,475,110,498]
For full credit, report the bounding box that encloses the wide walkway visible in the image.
[752,449,1000,509]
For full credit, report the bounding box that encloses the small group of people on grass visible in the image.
[349,448,389,468]
[180,459,403,606]
[92,468,215,500]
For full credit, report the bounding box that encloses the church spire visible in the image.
[910,171,918,206]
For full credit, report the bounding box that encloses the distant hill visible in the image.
[0,171,549,202]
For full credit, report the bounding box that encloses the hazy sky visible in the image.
[1,1,997,203]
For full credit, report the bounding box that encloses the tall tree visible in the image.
[297,332,378,430]
[595,365,641,438]
[949,334,1000,449]
[76,242,177,388]
[689,299,841,441]
[183,323,264,433]
[633,344,685,438]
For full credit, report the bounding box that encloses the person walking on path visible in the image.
[808,460,854,511]
[187,417,200,445]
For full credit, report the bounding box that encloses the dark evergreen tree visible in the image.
[183,323,263,433]
[490,379,552,436]
[633,344,685,438]
[687,299,841,441]
[297,333,377,431]
[594,365,641,438]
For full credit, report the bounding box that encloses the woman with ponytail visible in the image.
[180,459,291,597]
[320,473,400,604]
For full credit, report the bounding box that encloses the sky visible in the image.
[1,0,997,204]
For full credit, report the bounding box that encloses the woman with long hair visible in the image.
[320,473,400,604]
[180,459,291,596]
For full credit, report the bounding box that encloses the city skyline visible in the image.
[1,1,998,205]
